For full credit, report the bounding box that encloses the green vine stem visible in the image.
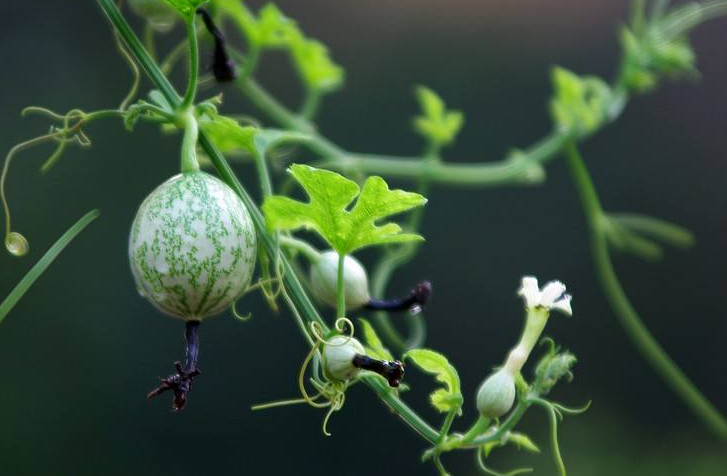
[369,181,432,349]
[179,110,200,173]
[231,2,727,189]
[239,72,572,187]
[564,141,727,439]
[336,253,346,319]
[278,235,321,263]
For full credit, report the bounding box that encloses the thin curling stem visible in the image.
[2,133,62,256]
[564,141,727,439]
[366,280,432,313]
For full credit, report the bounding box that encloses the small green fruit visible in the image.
[476,368,516,419]
[310,250,371,310]
[322,336,365,382]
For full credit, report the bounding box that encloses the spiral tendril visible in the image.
[4,231,29,257]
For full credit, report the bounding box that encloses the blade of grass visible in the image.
[0,209,100,325]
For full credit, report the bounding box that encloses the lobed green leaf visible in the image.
[404,348,463,413]
[263,164,426,255]
[216,0,344,92]
[549,66,611,136]
[412,85,464,148]
[199,114,257,155]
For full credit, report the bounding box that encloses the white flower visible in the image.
[518,276,572,316]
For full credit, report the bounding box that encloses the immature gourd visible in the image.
[129,171,257,321]
[476,368,516,419]
[322,335,405,387]
[322,336,366,382]
[310,251,371,310]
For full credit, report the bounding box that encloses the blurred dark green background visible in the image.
[1,1,726,475]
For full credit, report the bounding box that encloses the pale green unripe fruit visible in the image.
[129,172,257,321]
[128,0,178,32]
[476,368,516,419]
[322,336,365,382]
[310,250,371,310]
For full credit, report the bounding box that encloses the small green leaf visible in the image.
[199,114,257,155]
[256,4,296,47]
[619,1,700,94]
[1,210,100,326]
[507,432,541,454]
[359,318,394,361]
[263,165,426,255]
[413,86,464,148]
[549,66,610,135]
[199,109,310,160]
[288,31,344,93]
[404,348,463,413]
[216,1,344,93]
[161,0,205,17]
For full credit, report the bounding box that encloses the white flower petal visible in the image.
[551,294,573,316]
[540,281,566,307]
[518,276,541,308]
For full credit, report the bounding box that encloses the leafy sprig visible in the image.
[405,348,463,414]
[263,165,426,255]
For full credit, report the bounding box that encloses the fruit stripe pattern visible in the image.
[129,172,256,320]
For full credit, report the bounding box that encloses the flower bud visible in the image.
[322,336,366,382]
[533,350,577,395]
[476,368,516,419]
[310,251,370,310]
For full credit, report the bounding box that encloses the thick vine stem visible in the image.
[564,142,727,439]
[369,151,436,350]
[180,14,199,110]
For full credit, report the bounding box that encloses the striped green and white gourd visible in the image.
[129,171,256,321]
